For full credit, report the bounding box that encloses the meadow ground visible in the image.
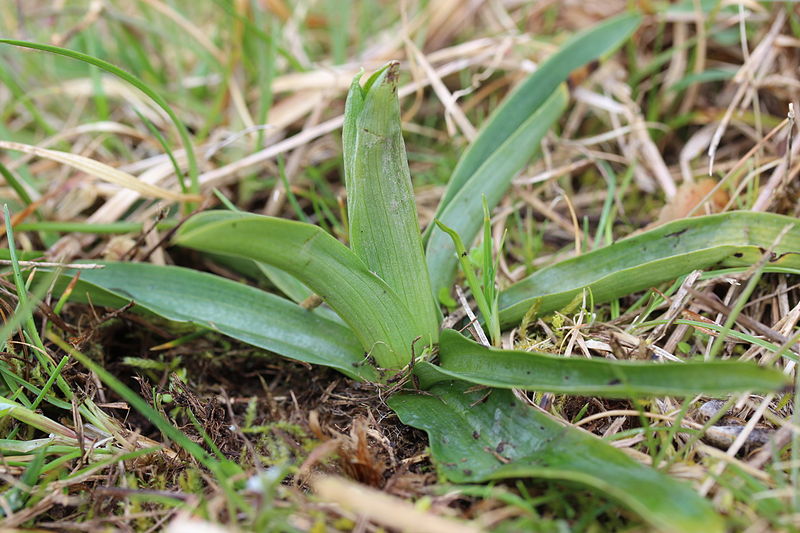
[1,2,799,531]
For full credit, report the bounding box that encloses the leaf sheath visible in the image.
[343,62,440,344]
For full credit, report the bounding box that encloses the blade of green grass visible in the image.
[668,68,736,93]
[208,0,306,71]
[0,58,56,135]
[425,13,642,296]
[646,318,798,363]
[389,379,724,533]
[343,62,440,343]
[0,160,35,208]
[0,444,47,518]
[0,396,76,437]
[0,209,87,421]
[132,108,183,188]
[175,210,424,372]
[49,261,375,381]
[434,217,499,345]
[11,220,178,234]
[0,39,198,196]
[3,207,45,352]
[46,332,249,513]
[425,329,789,397]
[325,0,351,64]
[499,212,800,327]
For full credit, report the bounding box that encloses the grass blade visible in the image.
[343,62,439,343]
[46,332,248,511]
[175,210,422,372]
[499,211,800,327]
[389,379,723,533]
[0,444,47,517]
[434,218,499,345]
[429,329,789,397]
[51,262,375,381]
[0,396,76,437]
[0,39,199,196]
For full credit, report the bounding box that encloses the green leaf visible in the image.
[499,212,800,327]
[175,210,422,371]
[0,444,47,517]
[426,88,566,296]
[53,262,376,381]
[425,13,642,296]
[668,68,736,93]
[426,330,789,396]
[255,261,314,303]
[343,62,439,343]
[389,380,724,533]
[435,13,641,214]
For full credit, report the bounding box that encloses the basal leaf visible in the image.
[426,89,567,296]
[499,212,800,327]
[175,210,422,371]
[425,13,642,296]
[389,380,724,533]
[52,262,376,381]
[427,330,789,396]
[434,13,641,215]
